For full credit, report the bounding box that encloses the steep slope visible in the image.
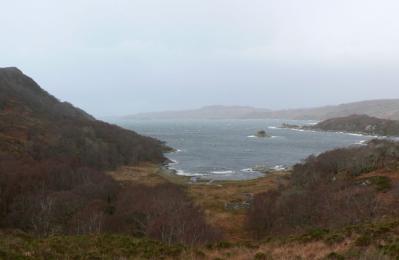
[0,67,168,167]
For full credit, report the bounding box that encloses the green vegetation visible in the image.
[0,232,184,259]
[368,176,392,192]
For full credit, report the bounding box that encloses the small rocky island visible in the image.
[282,114,399,137]
[255,130,271,138]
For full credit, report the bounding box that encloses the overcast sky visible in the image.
[2,0,399,116]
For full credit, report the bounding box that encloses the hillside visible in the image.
[2,139,399,259]
[0,67,219,246]
[0,67,169,167]
[2,67,399,259]
[282,114,399,137]
[123,99,399,120]
[308,114,399,136]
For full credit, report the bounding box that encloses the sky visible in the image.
[1,0,399,116]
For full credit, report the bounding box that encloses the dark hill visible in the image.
[0,67,168,167]
[0,68,218,243]
[308,114,399,136]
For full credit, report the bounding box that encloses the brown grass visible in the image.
[179,239,355,260]
[187,174,288,241]
[107,163,190,186]
[108,164,289,242]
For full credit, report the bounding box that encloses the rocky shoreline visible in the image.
[281,115,399,138]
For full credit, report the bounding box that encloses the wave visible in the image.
[211,170,235,175]
[271,165,287,171]
[289,128,305,132]
[169,159,178,165]
[354,140,367,145]
[174,169,204,177]
[347,133,364,137]
[247,135,280,139]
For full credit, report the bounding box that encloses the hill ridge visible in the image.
[124,99,399,120]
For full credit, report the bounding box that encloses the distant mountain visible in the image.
[124,100,399,120]
[268,99,399,120]
[125,105,271,119]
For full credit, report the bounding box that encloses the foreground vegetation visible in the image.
[0,68,219,247]
[2,67,399,259]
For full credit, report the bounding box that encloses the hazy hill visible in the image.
[268,99,399,120]
[125,105,271,120]
[124,100,399,120]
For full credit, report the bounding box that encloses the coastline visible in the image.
[281,125,391,139]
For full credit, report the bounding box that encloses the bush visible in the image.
[368,176,392,192]
[246,140,399,238]
[325,252,345,260]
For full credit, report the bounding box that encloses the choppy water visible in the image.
[114,119,375,180]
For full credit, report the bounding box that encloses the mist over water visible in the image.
[114,119,374,180]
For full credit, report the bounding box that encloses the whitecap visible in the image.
[247,135,257,138]
[289,128,305,132]
[169,159,178,164]
[271,165,287,171]
[354,140,367,145]
[211,170,235,174]
[348,133,364,137]
[175,169,204,177]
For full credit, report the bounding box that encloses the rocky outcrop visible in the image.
[282,114,399,137]
[256,130,270,138]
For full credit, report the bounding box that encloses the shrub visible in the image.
[246,140,399,238]
[368,176,392,192]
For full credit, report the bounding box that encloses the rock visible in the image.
[256,130,270,138]
[281,123,300,129]
[224,193,254,210]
